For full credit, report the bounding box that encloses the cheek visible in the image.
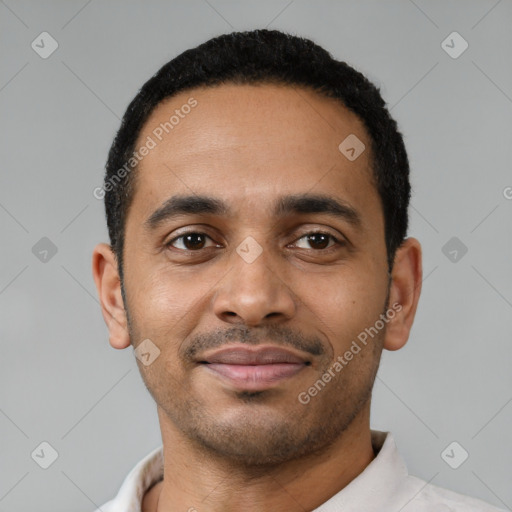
[307,263,387,355]
[127,265,214,350]
[128,270,199,388]
[126,267,186,335]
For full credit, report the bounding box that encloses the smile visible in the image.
[197,345,311,391]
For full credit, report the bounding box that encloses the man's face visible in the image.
[121,83,390,465]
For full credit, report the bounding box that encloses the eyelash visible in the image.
[166,230,344,252]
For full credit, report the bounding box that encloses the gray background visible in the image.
[1,0,511,511]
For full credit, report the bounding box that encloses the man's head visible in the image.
[103,29,411,284]
[92,29,421,467]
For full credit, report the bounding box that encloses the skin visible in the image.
[92,83,422,512]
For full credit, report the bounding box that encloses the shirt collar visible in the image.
[103,430,406,512]
[313,430,408,511]
[104,444,164,512]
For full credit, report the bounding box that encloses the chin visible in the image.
[185,410,338,468]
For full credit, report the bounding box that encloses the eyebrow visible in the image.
[144,193,362,231]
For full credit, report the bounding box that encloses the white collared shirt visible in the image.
[93,430,505,512]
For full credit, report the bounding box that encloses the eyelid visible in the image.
[289,222,347,242]
[290,230,344,250]
[166,231,219,250]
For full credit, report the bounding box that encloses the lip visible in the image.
[199,345,310,365]
[197,345,311,391]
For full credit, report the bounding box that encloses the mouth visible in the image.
[197,345,312,391]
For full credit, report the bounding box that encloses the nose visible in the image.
[212,241,297,327]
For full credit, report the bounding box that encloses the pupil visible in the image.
[185,234,204,250]
[309,234,329,249]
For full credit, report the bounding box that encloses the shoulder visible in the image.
[91,501,114,512]
[400,475,507,512]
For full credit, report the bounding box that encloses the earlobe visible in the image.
[383,237,422,352]
[91,243,131,349]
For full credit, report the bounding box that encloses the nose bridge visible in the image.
[213,235,296,325]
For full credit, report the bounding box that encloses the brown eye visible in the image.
[306,233,330,250]
[293,232,341,250]
[167,232,214,251]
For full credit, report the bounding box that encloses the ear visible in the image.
[91,243,131,349]
[383,237,422,351]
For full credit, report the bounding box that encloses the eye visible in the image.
[292,231,343,250]
[166,230,344,253]
[167,232,218,251]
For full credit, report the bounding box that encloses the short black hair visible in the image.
[104,28,410,284]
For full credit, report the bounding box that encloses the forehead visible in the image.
[129,83,381,228]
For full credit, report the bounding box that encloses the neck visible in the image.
[147,404,375,512]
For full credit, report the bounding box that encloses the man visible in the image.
[92,29,504,511]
